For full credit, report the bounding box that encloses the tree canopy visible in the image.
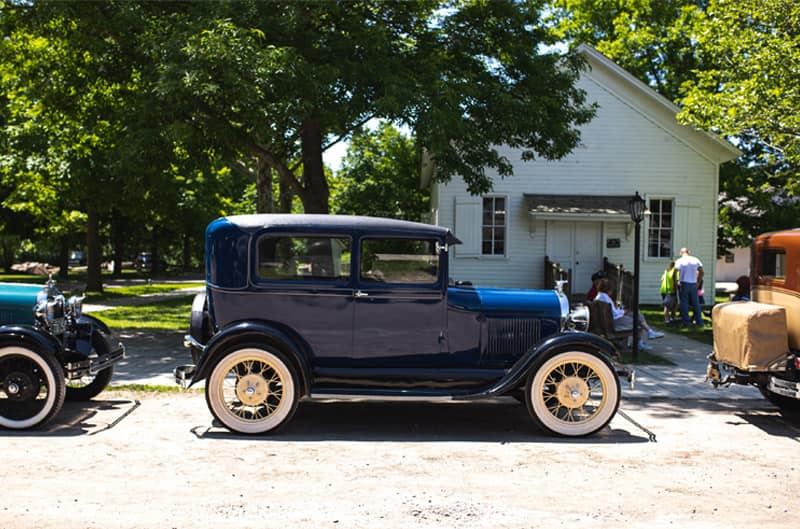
[332,122,428,221]
[678,0,800,249]
[551,0,800,252]
[0,0,597,286]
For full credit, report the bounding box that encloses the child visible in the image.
[660,261,679,323]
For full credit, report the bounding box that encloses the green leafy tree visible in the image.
[0,2,246,285]
[152,0,596,212]
[550,0,704,102]
[678,0,800,193]
[332,123,428,221]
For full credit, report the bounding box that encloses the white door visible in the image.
[547,221,602,295]
[574,223,603,294]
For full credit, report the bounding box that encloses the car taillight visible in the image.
[795,356,800,371]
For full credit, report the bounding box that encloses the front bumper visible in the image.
[64,341,126,379]
[174,364,196,389]
[768,376,800,399]
[174,334,204,389]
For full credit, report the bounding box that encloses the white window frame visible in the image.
[481,195,508,258]
[646,197,674,260]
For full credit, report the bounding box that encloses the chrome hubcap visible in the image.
[555,376,590,408]
[235,374,269,406]
[7,382,19,395]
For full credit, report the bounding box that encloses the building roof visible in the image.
[577,44,741,164]
[524,194,632,221]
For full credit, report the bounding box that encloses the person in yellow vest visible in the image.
[660,260,679,323]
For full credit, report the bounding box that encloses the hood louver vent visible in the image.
[487,318,541,358]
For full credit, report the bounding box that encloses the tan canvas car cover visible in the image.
[712,302,789,370]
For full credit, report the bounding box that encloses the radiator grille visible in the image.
[487,318,541,357]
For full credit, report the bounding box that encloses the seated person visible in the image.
[731,275,751,302]
[594,278,663,349]
[586,271,605,302]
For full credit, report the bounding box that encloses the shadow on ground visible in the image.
[0,399,140,438]
[190,398,651,444]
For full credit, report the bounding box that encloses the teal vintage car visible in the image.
[0,279,125,429]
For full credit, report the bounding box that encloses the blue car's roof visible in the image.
[222,214,461,245]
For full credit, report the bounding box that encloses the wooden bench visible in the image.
[588,300,631,357]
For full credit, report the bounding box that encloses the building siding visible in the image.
[435,67,721,304]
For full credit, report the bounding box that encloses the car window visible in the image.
[257,236,351,281]
[360,238,439,285]
[761,249,786,280]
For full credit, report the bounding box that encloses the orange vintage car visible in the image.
[708,229,800,413]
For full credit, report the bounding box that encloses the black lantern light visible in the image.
[628,191,646,362]
[628,192,646,223]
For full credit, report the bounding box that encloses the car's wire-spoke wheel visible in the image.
[0,346,66,430]
[526,350,619,437]
[206,347,298,434]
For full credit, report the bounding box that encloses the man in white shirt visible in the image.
[674,247,704,326]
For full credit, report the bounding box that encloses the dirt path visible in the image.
[1,393,798,529]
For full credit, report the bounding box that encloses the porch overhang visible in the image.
[524,194,636,234]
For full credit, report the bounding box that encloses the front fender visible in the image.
[190,321,312,396]
[72,313,119,357]
[77,313,112,335]
[0,325,63,361]
[458,331,619,400]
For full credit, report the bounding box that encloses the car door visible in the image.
[352,236,446,367]
[250,233,355,366]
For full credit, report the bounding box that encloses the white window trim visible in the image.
[481,194,509,259]
[645,196,675,261]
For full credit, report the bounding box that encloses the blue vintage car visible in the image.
[177,214,632,437]
[0,279,125,429]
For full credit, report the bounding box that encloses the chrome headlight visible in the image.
[67,295,85,318]
[566,304,590,331]
[34,294,67,335]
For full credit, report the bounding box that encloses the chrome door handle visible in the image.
[354,290,369,298]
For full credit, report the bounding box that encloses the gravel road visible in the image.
[1,392,798,529]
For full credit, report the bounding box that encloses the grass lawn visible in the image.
[0,273,50,284]
[98,296,193,331]
[640,304,713,346]
[86,282,204,302]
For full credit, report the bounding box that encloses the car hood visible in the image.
[448,286,566,317]
[0,282,45,325]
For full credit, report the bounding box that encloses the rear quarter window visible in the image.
[760,249,786,280]
[360,238,439,285]
[257,236,351,281]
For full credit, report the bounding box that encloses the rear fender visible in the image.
[459,331,619,400]
[191,321,312,396]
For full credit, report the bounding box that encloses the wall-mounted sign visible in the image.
[606,238,621,249]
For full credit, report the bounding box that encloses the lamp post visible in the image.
[628,191,647,363]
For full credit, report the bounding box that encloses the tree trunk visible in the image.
[57,237,69,279]
[279,173,293,214]
[256,157,274,213]
[111,211,124,277]
[150,229,160,276]
[85,206,103,292]
[182,230,191,272]
[299,118,330,214]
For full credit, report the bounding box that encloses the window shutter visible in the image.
[454,198,481,257]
